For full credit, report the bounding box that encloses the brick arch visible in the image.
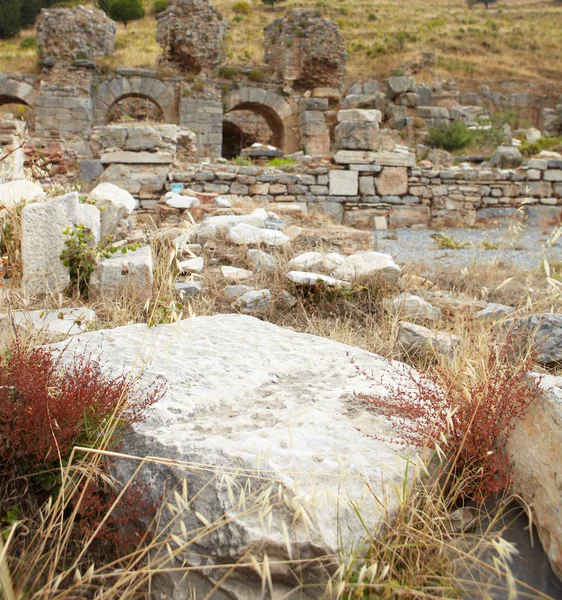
[0,77,36,107]
[93,76,177,125]
[223,87,297,153]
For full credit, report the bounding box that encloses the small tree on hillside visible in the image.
[97,0,113,14]
[260,0,286,8]
[108,0,145,26]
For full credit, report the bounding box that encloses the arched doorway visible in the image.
[222,109,276,159]
[106,94,165,124]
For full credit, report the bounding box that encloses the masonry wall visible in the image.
[150,157,562,229]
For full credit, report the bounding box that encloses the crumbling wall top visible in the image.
[36,5,116,67]
[264,9,346,92]
[157,0,227,74]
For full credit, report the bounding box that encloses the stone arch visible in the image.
[0,76,36,108]
[106,93,166,123]
[93,75,177,125]
[223,87,298,153]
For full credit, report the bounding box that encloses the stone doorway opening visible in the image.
[222,102,284,159]
[106,94,165,124]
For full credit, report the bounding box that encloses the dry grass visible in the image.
[1,0,561,93]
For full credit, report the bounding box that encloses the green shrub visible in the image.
[19,36,35,50]
[520,136,562,157]
[0,0,22,39]
[249,69,265,82]
[108,0,145,26]
[260,0,286,7]
[368,12,377,21]
[218,65,239,79]
[232,0,250,14]
[151,0,168,14]
[426,122,475,152]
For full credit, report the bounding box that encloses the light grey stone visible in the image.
[196,213,266,243]
[337,109,382,123]
[100,151,174,164]
[3,307,96,338]
[385,293,441,322]
[0,179,45,208]
[176,280,203,299]
[89,182,137,239]
[334,252,401,285]
[165,193,200,209]
[221,266,253,281]
[473,303,515,321]
[507,313,562,365]
[246,249,277,273]
[90,245,153,302]
[51,314,416,598]
[489,146,523,169]
[234,288,271,314]
[396,321,459,357]
[287,252,324,272]
[287,271,351,288]
[329,170,358,195]
[228,224,291,247]
[178,257,204,274]
[224,284,254,299]
[508,374,562,579]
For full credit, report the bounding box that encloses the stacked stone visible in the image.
[264,9,346,91]
[542,99,562,138]
[156,0,227,74]
[0,116,25,181]
[299,97,330,156]
[36,6,115,66]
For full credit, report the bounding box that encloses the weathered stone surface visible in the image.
[196,212,266,243]
[178,257,204,274]
[89,182,137,239]
[224,284,254,298]
[228,224,291,247]
[233,288,271,314]
[36,5,115,65]
[157,0,227,73]
[176,280,203,299]
[337,109,382,123]
[54,315,415,598]
[221,266,254,281]
[90,246,153,302]
[385,293,442,321]
[264,9,346,90]
[396,321,459,357]
[508,314,562,365]
[0,180,45,208]
[334,251,401,284]
[474,303,515,321]
[246,249,277,272]
[287,270,351,288]
[489,146,523,169]
[376,167,408,196]
[288,252,324,272]
[101,151,174,165]
[3,307,96,338]
[335,121,381,151]
[329,170,358,195]
[389,206,430,228]
[165,193,200,209]
[22,193,101,297]
[99,164,169,197]
[508,374,562,579]
[386,76,417,99]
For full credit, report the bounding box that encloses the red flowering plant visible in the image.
[352,329,540,499]
[0,340,165,507]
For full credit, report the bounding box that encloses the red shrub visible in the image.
[353,332,540,498]
[0,341,166,468]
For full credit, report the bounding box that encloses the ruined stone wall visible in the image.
[264,9,346,92]
[0,117,25,181]
[141,156,562,230]
[36,6,115,66]
[157,0,227,74]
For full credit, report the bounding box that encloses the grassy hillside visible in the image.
[0,0,561,94]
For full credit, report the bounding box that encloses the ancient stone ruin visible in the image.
[264,8,347,92]
[156,0,227,74]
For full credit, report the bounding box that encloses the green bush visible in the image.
[260,0,286,7]
[218,65,239,79]
[520,136,562,157]
[426,122,475,152]
[151,0,168,14]
[19,36,36,50]
[248,69,265,82]
[108,0,145,26]
[232,0,250,14]
[0,0,22,39]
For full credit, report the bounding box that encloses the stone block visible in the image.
[545,170,562,182]
[376,167,408,196]
[329,170,359,196]
[22,192,100,296]
[335,121,381,151]
[359,176,375,195]
[337,109,382,123]
[89,182,137,239]
[91,245,153,302]
[309,202,344,223]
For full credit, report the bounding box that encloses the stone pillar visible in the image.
[299,98,330,156]
[179,96,223,158]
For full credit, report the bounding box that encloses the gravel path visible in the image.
[373,225,562,274]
